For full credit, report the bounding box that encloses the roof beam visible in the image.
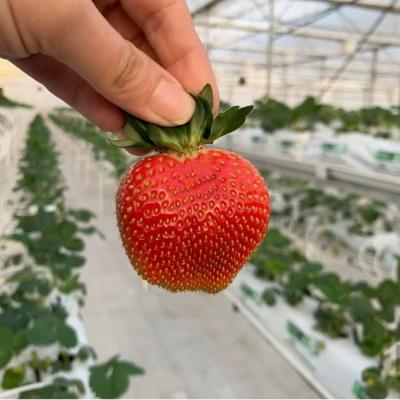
[207,44,400,66]
[210,58,400,78]
[208,44,340,58]
[196,16,400,47]
[302,0,400,14]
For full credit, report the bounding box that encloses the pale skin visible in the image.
[0,0,219,154]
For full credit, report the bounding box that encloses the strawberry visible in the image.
[111,85,270,293]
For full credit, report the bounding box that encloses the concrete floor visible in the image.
[50,122,318,399]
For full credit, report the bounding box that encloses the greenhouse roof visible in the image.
[189,0,400,108]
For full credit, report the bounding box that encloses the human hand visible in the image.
[0,0,219,135]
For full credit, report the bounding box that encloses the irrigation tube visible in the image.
[223,289,335,399]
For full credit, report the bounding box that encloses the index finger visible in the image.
[121,0,220,112]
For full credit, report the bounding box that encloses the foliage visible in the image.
[49,114,130,178]
[251,98,291,133]
[252,95,400,139]
[0,115,143,398]
[89,356,144,399]
[0,88,31,109]
[250,225,400,398]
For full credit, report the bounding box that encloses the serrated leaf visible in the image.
[124,115,155,145]
[1,365,25,389]
[122,123,156,148]
[376,280,400,305]
[58,323,78,348]
[77,346,96,362]
[12,330,28,354]
[0,327,13,368]
[65,255,85,269]
[262,288,277,306]
[365,382,388,399]
[188,97,212,146]
[69,209,94,222]
[19,378,80,399]
[27,315,59,345]
[108,138,137,148]
[114,360,144,376]
[146,124,188,153]
[90,357,144,399]
[197,83,213,111]
[208,105,253,142]
[59,274,83,294]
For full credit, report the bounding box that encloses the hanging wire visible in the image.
[318,0,399,101]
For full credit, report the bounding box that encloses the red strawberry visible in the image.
[111,85,271,293]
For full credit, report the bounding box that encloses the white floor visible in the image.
[49,121,318,399]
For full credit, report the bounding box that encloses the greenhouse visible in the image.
[0,0,399,399]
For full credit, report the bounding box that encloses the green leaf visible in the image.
[1,365,25,389]
[146,124,188,153]
[65,255,85,269]
[20,378,81,399]
[64,238,84,252]
[208,105,253,142]
[264,258,288,277]
[347,296,375,322]
[313,273,349,303]
[0,327,13,368]
[385,375,400,393]
[77,346,96,362]
[360,320,393,357]
[265,228,292,248]
[118,123,156,149]
[262,288,277,306]
[90,356,144,399]
[27,315,59,345]
[69,209,94,222]
[187,97,212,146]
[59,274,85,295]
[314,306,347,338]
[396,256,400,283]
[197,83,213,111]
[57,323,78,348]
[376,280,400,306]
[362,367,381,381]
[13,330,28,354]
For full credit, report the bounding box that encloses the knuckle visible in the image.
[108,43,150,97]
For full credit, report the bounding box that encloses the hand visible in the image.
[0,0,219,134]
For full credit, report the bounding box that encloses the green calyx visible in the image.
[109,84,253,155]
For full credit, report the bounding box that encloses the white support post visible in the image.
[266,0,275,98]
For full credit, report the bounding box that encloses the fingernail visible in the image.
[150,79,195,125]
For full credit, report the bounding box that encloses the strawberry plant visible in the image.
[0,88,31,109]
[49,114,129,178]
[0,115,143,398]
[252,94,400,140]
[110,85,270,293]
[250,226,400,398]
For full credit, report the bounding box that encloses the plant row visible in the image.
[0,88,31,109]
[0,115,143,398]
[251,96,400,140]
[250,227,400,399]
[263,170,400,278]
[49,113,130,178]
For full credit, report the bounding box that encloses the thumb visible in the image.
[43,2,196,127]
